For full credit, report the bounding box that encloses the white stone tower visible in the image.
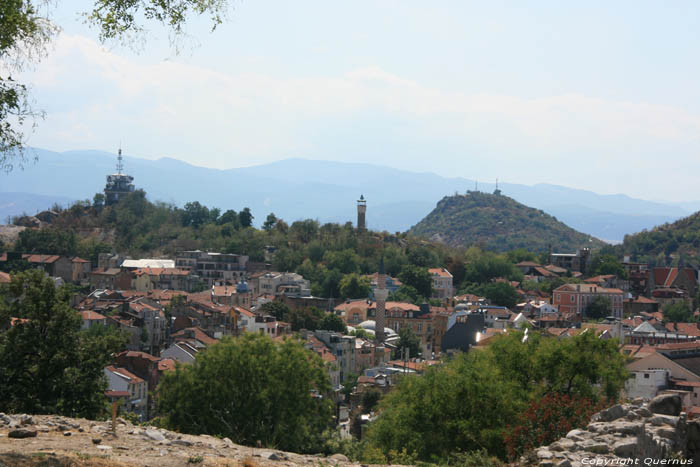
[357,195,367,231]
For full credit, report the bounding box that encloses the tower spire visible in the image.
[116,145,124,175]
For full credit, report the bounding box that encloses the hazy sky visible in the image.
[17,1,700,201]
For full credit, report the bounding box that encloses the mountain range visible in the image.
[0,147,694,243]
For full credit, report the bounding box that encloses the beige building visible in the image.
[428,268,454,300]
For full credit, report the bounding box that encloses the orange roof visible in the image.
[633,296,658,304]
[72,257,89,263]
[117,350,160,362]
[24,254,61,264]
[665,323,700,337]
[80,310,106,321]
[158,358,176,372]
[657,342,700,351]
[554,283,624,294]
[0,271,10,283]
[428,268,452,278]
[171,327,218,346]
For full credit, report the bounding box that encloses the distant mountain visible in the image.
[0,148,690,241]
[0,192,76,223]
[408,192,606,252]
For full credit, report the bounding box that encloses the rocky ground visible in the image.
[531,393,699,466]
[0,413,355,466]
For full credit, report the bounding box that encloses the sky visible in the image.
[15,0,700,201]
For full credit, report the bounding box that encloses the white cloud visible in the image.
[20,33,700,198]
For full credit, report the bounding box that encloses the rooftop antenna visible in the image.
[116,142,124,175]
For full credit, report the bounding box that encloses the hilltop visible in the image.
[408,191,606,252]
[0,413,354,467]
[621,210,700,264]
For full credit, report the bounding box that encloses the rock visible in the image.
[594,404,626,422]
[36,425,50,433]
[222,437,235,448]
[145,429,166,442]
[634,407,652,418]
[330,454,349,462]
[8,428,37,438]
[63,431,71,436]
[97,445,113,451]
[549,438,576,452]
[537,449,553,459]
[78,428,84,433]
[92,438,102,445]
[608,421,644,436]
[613,438,637,457]
[116,417,127,425]
[652,414,679,427]
[655,427,677,439]
[0,413,10,425]
[578,440,609,454]
[171,439,192,447]
[566,429,589,441]
[265,451,283,461]
[19,414,34,426]
[556,460,572,467]
[649,393,682,416]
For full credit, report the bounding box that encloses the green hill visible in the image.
[407,191,605,252]
[621,211,700,264]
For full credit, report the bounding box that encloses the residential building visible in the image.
[549,248,591,274]
[552,283,624,319]
[651,267,697,298]
[313,330,356,383]
[175,250,248,287]
[104,365,148,420]
[253,272,311,297]
[90,268,132,290]
[131,267,195,292]
[428,268,454,300]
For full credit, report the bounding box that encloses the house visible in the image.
[131,267,194,292]
[626,321,697,346]
[312,330,356,383]
[161,341,199,364]
[212,282,252,307]
[552,283,624,319]
[304,335,341,390]
[624,296,659,317]
[651,267,697,298]
[515,261,542,275]
[71,257,91,284]
[90,268,132,290]
[483,306,513,329]
[626,343,700,399]
[252,272,311,297]
[0,271,11,283]
[0,254,74,283]
[625,369,669,399]
[336,300,371,325]
[79,310,107,330]
[549,248,591,274]
[175,250,248,287]
[368,302,434,355]
[427,268,454,300]
[441,310,485,353]
[104,366,148,420]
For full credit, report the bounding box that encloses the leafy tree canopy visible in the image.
[398,265,432,299]
[663,301,694,323]
[584,296,612,321]
[157,333,333,453]
[0,270,127,418]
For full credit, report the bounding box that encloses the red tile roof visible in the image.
[0,271,10,283]
[80,310,106,321]
[158,358,176,372]
[428,268,452,278]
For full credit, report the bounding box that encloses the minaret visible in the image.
[357,195,367,231]
[374,256,388,345]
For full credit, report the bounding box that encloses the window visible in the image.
[643,373,650,379]
[571,296,575,303]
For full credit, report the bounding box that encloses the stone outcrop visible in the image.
[531,394,700,466]
[0,413,356,466]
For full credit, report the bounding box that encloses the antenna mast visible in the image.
[116,145,124,175]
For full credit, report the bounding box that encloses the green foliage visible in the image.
[409,192,604,253]
[263,212,278,231]
[663,301,694,323]
[259,301,291,321]
[621,212,700,265]
[157,333,334,453]
[478,282,519,308]
[361,388,382,413]
[238,207,253,228]
[398,265,432,299]
[584,296,612,320]
[339,273,370,300]
[395,327,421,359]
[0,270,127,418]
[318,313,347,333]
[16,228,78,256]
[590,254,628,279]
[365,330,628,462]
[463,247,523,285]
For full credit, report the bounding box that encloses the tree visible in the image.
[238,207,254,228]
[0,270,126,418]
[584,296,612,320]
[93,193,105,210]
[663,301,694,323]
[1,0,228,169]
[395,327,421,359]
[259,301,290,321]
[479,282,519,308]
[182,201,210,228]
[366,330,627,463]
[398,265,432,299]
[318,313,347,333]
[263,213,278,231]
[339,273,370,300]
[157,333,333,453]
[590,254,628,279]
